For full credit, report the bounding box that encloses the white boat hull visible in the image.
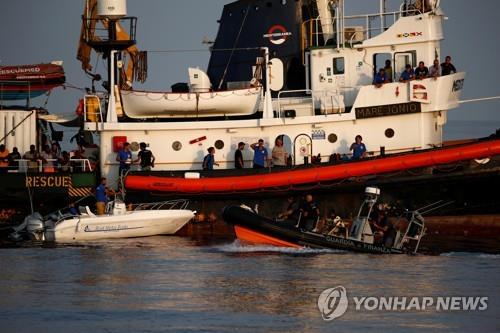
[44,210,194,242]
[120,87,262,119]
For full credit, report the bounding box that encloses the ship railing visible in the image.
[6,159,93,173]
[301,6,423,52]
[132,199,190,211]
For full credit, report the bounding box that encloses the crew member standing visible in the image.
[134,142,155,171]
[234,142,245,169]
[95,177,114,215]
[251,139,269,169]
[116,142,132,176]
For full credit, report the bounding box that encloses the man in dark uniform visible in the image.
[234,142,245,169]
[299,194,320,231]
[134,142,155,171]
[441,56,457,76]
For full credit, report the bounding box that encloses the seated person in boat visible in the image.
[350,135,367,160]
[277,196,300,221]
[134,142,156,171]
[251,139,269,169]
[414,61,429,80]
[371,205,397,247]
[234,142,245,169]
[95,177,115,216]
[272,137,288,168]
[298,194,320,231]
[203,147,219,171]
[399,64,415,82]
[373,68,388,87]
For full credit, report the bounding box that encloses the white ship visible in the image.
[79,0,471,189]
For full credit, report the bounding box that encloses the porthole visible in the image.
[172,141,182,151]
[385,128,395,138]
[215,140,225,150]
[328,133,338,143]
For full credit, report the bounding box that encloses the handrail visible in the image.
[132,199,190,211]
[301,7,425,50]
[6,158,93,172]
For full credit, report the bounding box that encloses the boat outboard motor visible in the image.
[112,200,127,216]
[25,213,46,241]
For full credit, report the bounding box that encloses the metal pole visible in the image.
[380,0,386,32]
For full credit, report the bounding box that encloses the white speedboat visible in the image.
[12,199,195,242]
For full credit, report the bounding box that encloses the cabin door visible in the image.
[394,51,416,82]
[294,134,312,165]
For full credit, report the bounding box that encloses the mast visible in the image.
[81,0,137,122]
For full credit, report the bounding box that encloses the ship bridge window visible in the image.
[333,58,345,75]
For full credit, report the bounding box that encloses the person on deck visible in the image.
[272,137,288,167]
[251,139,269,169]
[134,142,155,171]
[429,59,441,78]
[7,147,21,171]
[116,142,132,176]
[399,64,415,82]
[203,147,219,171]
[414,61,429,79]
[441,56,457,76]
[384,60,393,82]
[95,177,114,216]
[350,135,367,160]
[23,144,40,172]
[234,142,245,169]
[373,68,388,87]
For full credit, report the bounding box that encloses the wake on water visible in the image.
[215,240,346,254]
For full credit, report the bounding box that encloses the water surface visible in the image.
[0,237,498,333]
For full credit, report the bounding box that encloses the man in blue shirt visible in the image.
[95,177,113,215]
[373,68,387,87]
[350,135,367,160]
[116,142,132,176]
[202,147,219,170]
[399,64,415,82]
[251,139,269,169]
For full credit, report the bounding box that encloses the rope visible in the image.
[0,110,35,144]
[217,4,252,89]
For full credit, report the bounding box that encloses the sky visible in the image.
[1,0,499,141]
